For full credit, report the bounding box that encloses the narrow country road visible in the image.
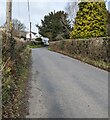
[26,47,108,118]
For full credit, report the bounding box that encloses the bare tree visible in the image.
[12,19,26,31]
[65,2,79,28]
[11,19,26,38]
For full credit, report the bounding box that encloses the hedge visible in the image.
[2,31,31,118]
[49,37,110,71]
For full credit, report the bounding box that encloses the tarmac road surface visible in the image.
[26,47,108,118]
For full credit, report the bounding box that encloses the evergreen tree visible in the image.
[70,2,107,39]
[107,11,110,36]
[36,11,71,41]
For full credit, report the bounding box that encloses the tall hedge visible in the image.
[107,11,110,36]
[70,2,107,39]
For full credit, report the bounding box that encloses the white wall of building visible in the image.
[26,32,36,40]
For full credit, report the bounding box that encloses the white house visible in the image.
[26,32,37,41]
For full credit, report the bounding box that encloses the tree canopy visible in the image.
[107,11,110,36]
[70,2,107,39]
[36,11,71,41]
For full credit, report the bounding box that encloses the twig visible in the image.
[0,57,11,72]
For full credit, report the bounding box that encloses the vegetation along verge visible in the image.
[2,31,31,118]
[49,37,110,72]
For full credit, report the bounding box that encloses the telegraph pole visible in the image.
[6,0,12,32]
[27,0,31,41]
[30,22,31,41]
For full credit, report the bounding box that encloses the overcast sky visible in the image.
[0,0,110,34]
[1,1,67,33]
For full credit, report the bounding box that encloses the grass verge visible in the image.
[27,44,44,48]
[2,45,31,118]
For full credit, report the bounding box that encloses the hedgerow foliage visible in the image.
[2,32,31,118]
[107,11,110,36]
[49,37,110,71]
[70,2,107,39]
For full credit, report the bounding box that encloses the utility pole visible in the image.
[27,0,31,41]
[30,22,31,41]
[6,0,12,32]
